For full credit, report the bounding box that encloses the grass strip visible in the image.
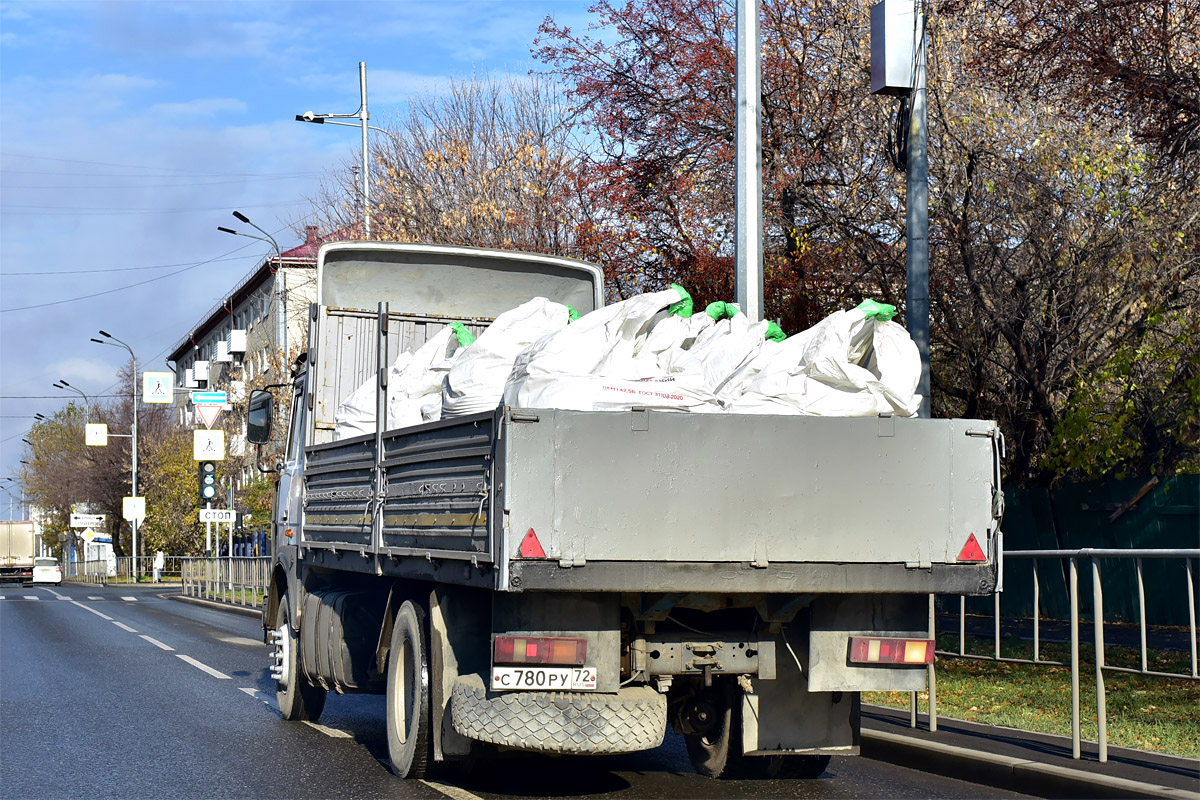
[864,633,1199,760]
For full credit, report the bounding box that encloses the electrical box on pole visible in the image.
[870,0,919,96]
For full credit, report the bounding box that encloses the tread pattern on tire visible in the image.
[450,674,666,755]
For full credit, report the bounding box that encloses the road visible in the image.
[1,583,1032,799]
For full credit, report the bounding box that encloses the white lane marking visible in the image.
[421,779,486,800]
[304,721,353,739]
[140,635,174,651]
[71,600,113,621]
[121,596,137,602]
[24,596,40,600]
[112,621,138,633]
[88,596,103,600]
[239,688,282,718]
[39,587,70,600]
[176,654,231,680]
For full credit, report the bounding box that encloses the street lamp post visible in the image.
[53,380,91,420]
[296,61,372,238]
[217,210,282,257]
[91,330,139,579]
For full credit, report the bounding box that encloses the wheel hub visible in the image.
[270,624,290,688]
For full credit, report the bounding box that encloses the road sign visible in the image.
[194,429,225,460]
[123,496,146,523]
[85,423,108,446]
[191,391,228,406]
[196,404,222,429]
[143,371,175,404]
[199,509,235,523]
[70,513,105,528]
[82,528,96,542]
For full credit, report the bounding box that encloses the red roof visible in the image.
[280,223,360,260]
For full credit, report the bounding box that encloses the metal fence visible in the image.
[180,556,270,609]
[914,548,1199,762]
[64,556,187,585]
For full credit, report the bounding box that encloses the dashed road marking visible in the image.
[140,635,174,651]
[112,621,138,633]
[38,587,70,600]
[421,779,486,800]
[71,600,113,621]
[304,721,353,738]
[176,654,231,680]
[24,596,39,601]
[121,596,137,602]
[88,596,103,601]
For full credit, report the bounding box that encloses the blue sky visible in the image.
[0,0,594,497]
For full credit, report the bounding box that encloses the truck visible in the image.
[248,241,1004,781]
[1,521,38,586]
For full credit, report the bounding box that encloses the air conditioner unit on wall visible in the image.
[228,330,247,353]
[194,360,210,381]
[216,341,232,363]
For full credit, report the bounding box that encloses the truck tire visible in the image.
[450,674,666,755]
[274,600,326,721]
[385,600,433,779]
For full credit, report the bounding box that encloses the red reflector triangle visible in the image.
[957,533,987,563]
[519,528,546,558]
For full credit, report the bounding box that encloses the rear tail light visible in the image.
[849,637,934,665]
[494,635,587,666]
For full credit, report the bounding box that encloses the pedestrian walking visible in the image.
[153,550,165,583]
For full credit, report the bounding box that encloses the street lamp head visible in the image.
[89,338,105,344]
[98,330,112,338]
[33,414,45,421]
[217,226,238,235]
[297,111,324,123]
[232,210,250,224]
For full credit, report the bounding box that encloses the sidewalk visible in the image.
[862,705,1200,799]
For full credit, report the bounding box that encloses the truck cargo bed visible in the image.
[300,407,1002,596]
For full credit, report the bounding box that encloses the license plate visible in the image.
[491,666,597,691]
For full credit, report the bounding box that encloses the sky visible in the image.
[0,0,595,503]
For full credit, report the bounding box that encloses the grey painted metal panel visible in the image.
[310,309,488,446]
[503,410,1000,567]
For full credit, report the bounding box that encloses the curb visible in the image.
[168,593,263,619]
[862,729,1200,800]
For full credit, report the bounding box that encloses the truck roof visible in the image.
[317,242,604,319]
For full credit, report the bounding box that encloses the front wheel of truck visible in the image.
[385,600,433,779]
[273,599,326,721]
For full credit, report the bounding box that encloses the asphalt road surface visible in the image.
[1,583,1032,799]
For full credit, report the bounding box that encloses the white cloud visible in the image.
[148,98,249,118]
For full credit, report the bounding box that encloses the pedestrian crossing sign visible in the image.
[142,371,175,404]
[194,429,225,460]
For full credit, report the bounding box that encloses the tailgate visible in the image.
[502,409,1001,573]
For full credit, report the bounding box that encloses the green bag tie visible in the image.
[856,298,897,321]
[667,283,694,317]
[566,305,580,322]
[765,321,787,342]
[448,322,475,348]
[705,301,742,321]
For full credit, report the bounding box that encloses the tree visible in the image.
[535,0,1200,483]
[966,0,1200,162]
[307,72,585,258]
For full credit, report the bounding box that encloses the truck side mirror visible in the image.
[247,390,274,444]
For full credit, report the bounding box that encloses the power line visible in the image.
[1,254,253,276]
[0,152,324,178]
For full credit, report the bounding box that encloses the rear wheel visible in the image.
[385,600,434,779]
[273,599,326,721]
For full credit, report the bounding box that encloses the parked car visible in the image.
[32,557,62,585]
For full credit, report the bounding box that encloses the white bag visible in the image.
[441,297,572,418]
[332,351,414,441]
[388,326,467,428]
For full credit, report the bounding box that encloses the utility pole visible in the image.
[905,1,931,418]
[872,0,931,418]
[734,0,764,322]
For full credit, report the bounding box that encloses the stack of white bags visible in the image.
[333,287,922,440]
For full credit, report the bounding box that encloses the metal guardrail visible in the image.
[180,556,269,609]
[64,556,187,585]
[914,548,1199,763]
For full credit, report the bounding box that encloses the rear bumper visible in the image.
[508,560,998,595]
